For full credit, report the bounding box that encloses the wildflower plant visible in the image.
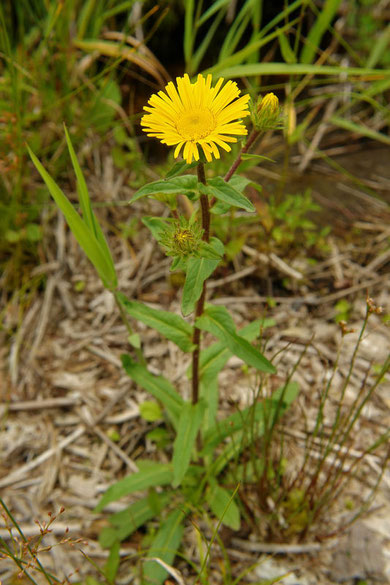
[28,76,295,584]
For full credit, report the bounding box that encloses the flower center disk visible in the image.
[176,108,216,141]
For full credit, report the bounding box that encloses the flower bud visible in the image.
[159,217,203,259]
[258,92,279,116]
[251,92,282,132]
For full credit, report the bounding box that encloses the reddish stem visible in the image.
[191,163,209,405]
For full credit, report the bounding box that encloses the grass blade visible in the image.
[300,0,343,65]
[330,116,390,146]
[184,0,195,71]
[63,125,116,278]
[28,146,117,289]
[207,62,388,79]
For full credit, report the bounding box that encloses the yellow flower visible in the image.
[141,73,250,164]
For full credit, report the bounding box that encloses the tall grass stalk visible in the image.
[242,300,389,540]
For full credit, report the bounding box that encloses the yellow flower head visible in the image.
[141,74,250,164]
[252,92,281,132]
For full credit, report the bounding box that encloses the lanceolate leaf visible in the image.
[121,355,183,426]
[196,306,275,373]
[64,125,95,234]
[165,160,198,178]
[118,293,194,352]
[172,400,205,487]
[132,175,198,202]
[94,462,174,512]
[104,541,120,583]
[63,125,116,282]
[207,483,240,530]
[228,174,251,191]
[199,318,275,382]
[28,146,117,289]
[182,237,224,316]
[142,216,172,240]
[200,377,219,432]
[143,509,185,585]
[202,177,255,212]
[99,494,171,547]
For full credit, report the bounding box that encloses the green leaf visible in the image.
[63,125,95,234]
[200,377,219,433]
[143,509,185,585]
[199,318,275,382]
[228,174,251,191]
[197,0,230,26]
[278,29,296,64]
[367,23,390,68]
[170,256,187,272]
[128,333,141,349]
[121,355,183,427]
[99,493,170,547]
[142,216,171,241]
[196,306,275,373]
[207,483,240,530]
[132,175,198,202]
[172,401,205,487]
[198,240,224,260]
[64,125,116,282]
[202,177,255,212]
[118,294,194,352]
[104,540,120,583]
[139,401,163,422]
[165,160,198,178]
[182,237,224,316]
[94,462,174,512]
[210,200,231,215]
[27,146,117,289]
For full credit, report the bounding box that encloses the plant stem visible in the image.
[224,128,260,183]
[192,162,210,405]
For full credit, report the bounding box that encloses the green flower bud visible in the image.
[159,216,203,259]
[251,92,282,132]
